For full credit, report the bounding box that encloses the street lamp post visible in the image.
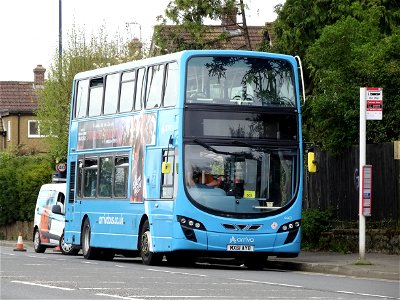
[59,0,62,60]
[126,21,142,41]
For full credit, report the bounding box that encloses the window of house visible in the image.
[7,120,11,141]
[28,120,42,138]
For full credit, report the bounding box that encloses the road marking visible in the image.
[80,287,122,290]
[147,269,207,277]
[96,294,241,299]
[336,290,398,299]
[96,293,145,300]
[230,278,303,288]
[12,280,75,291]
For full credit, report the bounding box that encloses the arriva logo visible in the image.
[229,236,255,243]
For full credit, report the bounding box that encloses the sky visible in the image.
[0,0,284,82]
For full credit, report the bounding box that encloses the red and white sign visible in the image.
[362,165,372,217]
[365,87,382,120]
[56,163,67,173]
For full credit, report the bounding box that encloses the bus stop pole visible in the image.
[359,87,366,260]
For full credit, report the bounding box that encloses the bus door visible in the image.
[145,148,162,199]
[65,157,83,244]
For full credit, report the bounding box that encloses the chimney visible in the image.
[33,65,46,86]
[221,7,238,31]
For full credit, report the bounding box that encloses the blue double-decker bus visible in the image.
[64,50,305,267]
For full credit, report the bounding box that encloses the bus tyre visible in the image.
[60,232,79,255]
[33,229,46,253]
[140,220,162,266]
[81,219,98,260]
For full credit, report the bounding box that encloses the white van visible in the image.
[33,183,78,255]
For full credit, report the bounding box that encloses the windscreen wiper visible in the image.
[232,140,297,151]
[193,139,235,156]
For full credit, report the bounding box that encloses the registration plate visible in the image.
[226,244,254,251]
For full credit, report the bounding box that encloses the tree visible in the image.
[153,0,253,53]
[304,3,400,153]
[271,0,400,154]
[0,151,53,225]
[36,25,142,162]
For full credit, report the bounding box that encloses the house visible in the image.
[0,65,47,153]
[150,9,274,55]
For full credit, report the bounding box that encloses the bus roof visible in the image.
[73,50,296,81]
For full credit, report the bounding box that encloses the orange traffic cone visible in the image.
[14,234,27,252]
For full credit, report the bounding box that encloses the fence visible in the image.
[303,142,400,223]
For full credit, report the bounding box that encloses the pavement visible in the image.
[267,251,399,281]
[1,240,398,281]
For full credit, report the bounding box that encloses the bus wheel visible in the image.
[140,220,162,265]
[60,232,79,255]
[33,229,46,253]
[81,219,98,259]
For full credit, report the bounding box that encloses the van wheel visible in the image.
[60,232,79,255]
[140,220,162,265]
[81,219,98,259]
[33,229,46,253]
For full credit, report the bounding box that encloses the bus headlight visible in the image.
[277,219,301,244]
[277,220,301,233]
[177,215,206,231]
[177,215,206,243]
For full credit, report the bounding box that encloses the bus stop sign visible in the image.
[365,87,383,120]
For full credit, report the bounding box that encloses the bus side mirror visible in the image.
[162,162,171,174]
[308,152,317,173]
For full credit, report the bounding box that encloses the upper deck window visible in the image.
[75,79,89,118]
[88,77,104,116]
[145,64,165,109]
[163,62,178,107]
[120,71,136,113]
[186,56,296,107]
[104,73,120,115]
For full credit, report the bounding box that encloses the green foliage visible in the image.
[36,25,141,162]
[153,0,250,53]
[0,151,53,225]
[301,208,335,249]
[272,0,400,154]
[304,5,400,154]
